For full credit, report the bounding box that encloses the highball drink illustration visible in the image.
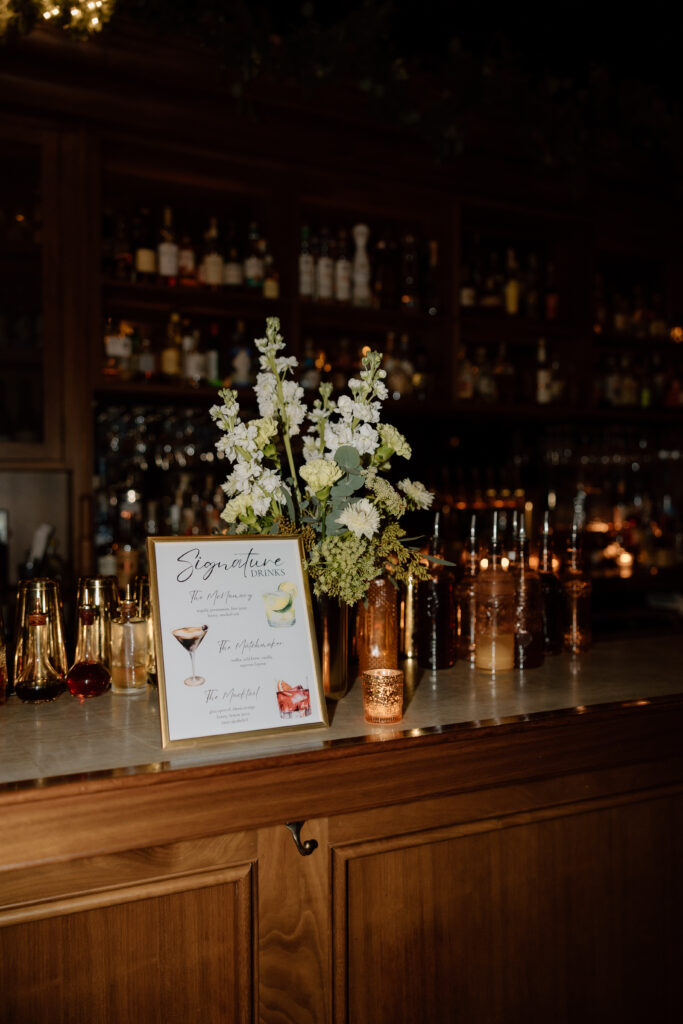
[276,679,311,718]
[263,581,297,628]
[172,624,209,686]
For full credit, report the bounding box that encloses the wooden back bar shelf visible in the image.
[0,635,681,1022]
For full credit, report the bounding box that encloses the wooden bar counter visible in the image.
[1,635,682,1023]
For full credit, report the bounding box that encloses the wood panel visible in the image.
[0,864,254,1024]
[335,790,682,1024]
[257,820,331,1024]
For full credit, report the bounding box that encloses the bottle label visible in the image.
[158,242,179,277]
[352,264,371,304]
[335,259,351,302]
[185,351,206,382]
[135,248,156,274]
[161,348,181,376]
[317,257,334,300]
[459,286,476,308]
[263,277,279,300]
[178,248,196,276]
[204,253,224,286]
[224,261,244,286]
[105,333,132,358]
[205,350,220,381]
[245,255,264,285]
[536,369,553,404]
[299,253,314,297]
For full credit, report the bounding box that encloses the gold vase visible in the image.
[313,594,349,700]
[356,576,399,674]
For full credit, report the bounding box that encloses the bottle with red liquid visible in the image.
[67,604,111,699]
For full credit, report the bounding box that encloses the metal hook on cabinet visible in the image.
[284,820,318,857]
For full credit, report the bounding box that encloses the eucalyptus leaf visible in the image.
[334,445,361,471]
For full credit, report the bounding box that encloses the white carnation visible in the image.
[336,498,381,539]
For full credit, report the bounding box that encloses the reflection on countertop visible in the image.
[0,634,681,789]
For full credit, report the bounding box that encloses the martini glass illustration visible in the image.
[172,625,209,686]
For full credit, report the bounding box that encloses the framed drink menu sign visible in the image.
[147,535,328,748]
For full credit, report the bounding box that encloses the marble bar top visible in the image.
[0,634,681,790]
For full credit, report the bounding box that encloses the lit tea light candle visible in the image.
[362,668,404,725]
[474,635,515,673]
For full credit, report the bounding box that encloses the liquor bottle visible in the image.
[316,226,334,303]
[454,346,475,400]
[110,585,148,695]
[206,322,222,385]
[202,216,224,289]
[400,233,420,310]
[160,311,182,381]
[373,237,397,310]
[562,516,592,654]
[417,512,456,670]
[133,208,156,283]
[351,223,372,307]
[185,329,207,387]
[454,514,478,665]
[223,224,244,287]
[424,239,440,316]
[459,262,477,309]
[536,338,552,404]
[492,343,515,404]
[544,261,559,320]
[112,212,132,281]
[510,519,544,669]
[480,252,503,309]
[263,247,280,299]
[299,224,315,299]
[157,206,179,286]
[474,345,497,402]
[474,511,515,672]
[15,602,66,703]
[503,248,521,316]
[334,228,352,303]
[387,334,414,398]
[230,320,252,389]
[244,221,264,288]
[300,337,322,393]
[411,335,433,400]
[67,605,111,698]
[538,510,563,654]
[103,318,133,380]
[178,232,197,287]
[137,336,157,381]
[524,253,540,319]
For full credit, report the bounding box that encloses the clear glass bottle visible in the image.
[539,511,564,655]
[110,585,148,695]
[454,514,478,665]
[15,602,66,703]
[67,605,111,698]
[563,518,592,653]
[417,512,456,670]
[510,519,544,669]
[474,511,515,673]
[157,206,179,285]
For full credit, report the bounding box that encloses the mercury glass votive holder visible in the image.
[362,668,404,725]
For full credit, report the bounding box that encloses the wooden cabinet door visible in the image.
[331,788,682,1024]
[0,832,256,1024]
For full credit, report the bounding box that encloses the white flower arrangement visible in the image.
[211,317,434,604]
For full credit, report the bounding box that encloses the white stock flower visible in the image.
[398,478,434,509]
[352,423,379,456]
[379,424,412,458]
[336,498,381,539]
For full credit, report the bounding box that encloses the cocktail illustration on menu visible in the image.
[171,625,209,686]
[262,581,297,628]
[276,679,311,719]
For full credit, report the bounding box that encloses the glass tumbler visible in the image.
[76,576,120,671]
[13,578,68,701]
[133,574,157,684]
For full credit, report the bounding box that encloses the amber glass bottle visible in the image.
[510,519,544,669]
[417,512,456,670]
[538,511,563,654]
[474,511,515,673]
[563,519,592,653]
[454,515,478,665]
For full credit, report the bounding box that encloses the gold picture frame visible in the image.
[147,534,329,749]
